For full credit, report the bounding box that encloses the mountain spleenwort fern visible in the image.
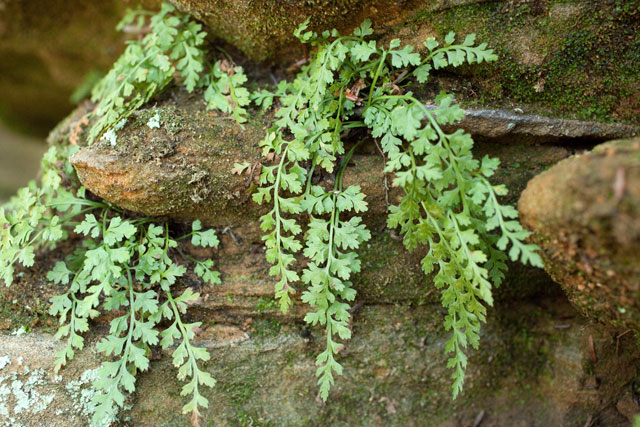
[254,19,543,400]
[0,145,221,425]
[88,2,250,144]
[0,4,545,423]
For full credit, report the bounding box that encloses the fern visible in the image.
[255,19,543,399]
[88,2,249,143]
[0,145,220,425]
[1,4,545,422]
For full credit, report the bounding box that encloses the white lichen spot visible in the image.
[0,357,10,370]
[11,369,54,415]
[101,129,117,146]
[0,383,10,417]
[11,327,26,337]
[147,112,161,129]
[113,118,128,131]
[100,118,128,146]
[65,368,119,427]
[0,362,122,426]
[0,367,57,424]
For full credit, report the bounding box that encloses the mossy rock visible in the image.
[2,297,636,425]
[400,1,640,125]
[4,0,639,133]
[519,137,640,331]
[175,0,640,125]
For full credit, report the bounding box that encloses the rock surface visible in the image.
[1,284,638,425]
[65,89,612,236]
[0,0,159,134]
[0,332,106,426]
[164,0,640,126]
[3,0,640,133]
[173,0,478,62]
[519,137,640,331]
[0,123,46,199]
[436,107,640,144]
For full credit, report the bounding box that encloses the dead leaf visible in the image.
[190,410,201,427]
[219,58,235,75]
[231,161,251,176]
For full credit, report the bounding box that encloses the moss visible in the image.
[409,1,640,125]
[255,297,279,313]
[0,291,56,334]
[176,0,380,62]
[251,319,282,339]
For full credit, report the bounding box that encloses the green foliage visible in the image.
[254,19,542,400]
[0,145,79,287]
[88,2,250,144]
[2,3,544,421]
[0,146,220,425]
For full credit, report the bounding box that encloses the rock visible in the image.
[3,0,640,133]
[433,107,640,144]
[0,332,107,426]
[172,0,482,62]
[66,89,581,233]
[616,394,640,423]
[0,297,635,426]
[0,123,46,200]
[519,137,640,331]
[177,0,640,126]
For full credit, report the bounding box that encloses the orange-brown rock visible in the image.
[519,137,640,331]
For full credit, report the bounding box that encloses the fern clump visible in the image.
[254,19,543,399]
[0,145,220,425]
[0,3,544,423]
[89,2,249,143]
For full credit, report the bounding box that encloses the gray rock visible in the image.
[0,298,636,425]
[433,107,640,143]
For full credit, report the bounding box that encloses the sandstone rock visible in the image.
[66,89,585,236]
[4,0,640,133]
[0,297,635,426]
[172,0,482,62]
[519,137,640,331]
[0,332,105,426]
[176,0,640,126]
[0,123,46,199]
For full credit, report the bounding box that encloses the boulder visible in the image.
[519,137,640,331]
[3,0,640,133]
[1,294,638,425]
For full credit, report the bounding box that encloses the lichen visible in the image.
[0,361,121,426]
